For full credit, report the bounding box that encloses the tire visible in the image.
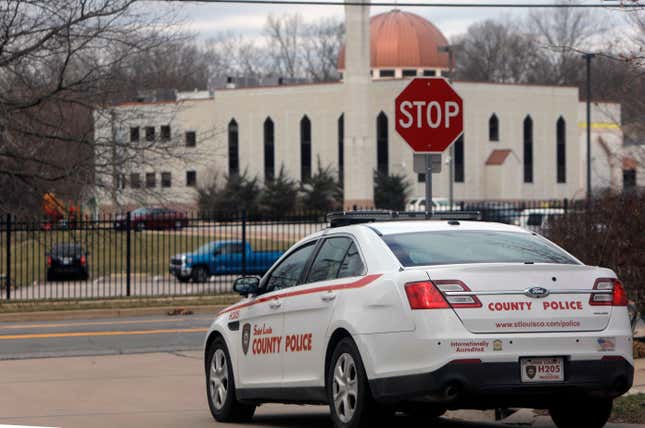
[327,337,391,428]
[206,337,255,422]
[192,266,209,283]
[136,222,145,232]
[80,271,89,281]
[46,271,56,282]
[549,398,612,428]
[177,275,190,283]
[174,221,183,230]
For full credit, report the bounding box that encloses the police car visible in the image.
[203,211,633,428]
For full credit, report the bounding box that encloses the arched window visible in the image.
[523,116,533,183]
[454,135,464,183]
[300,115,311,181]
[264,117,275,181]
[338,114,344,185]
[489,114,499,141]
[556,117,566,183]
[376,111,388,175]
[228,119,239,177]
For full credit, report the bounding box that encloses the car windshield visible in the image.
[382,230,578,266]
[51,244,82,256]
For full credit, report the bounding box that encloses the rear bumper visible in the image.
[369,358,634,408]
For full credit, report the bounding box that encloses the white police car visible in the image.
[204,212,633,428]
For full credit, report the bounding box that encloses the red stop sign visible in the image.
[395,78,463,153]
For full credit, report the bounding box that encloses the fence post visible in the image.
[126,211,131,297]
[241,209,247,276]
[563,198,568,215]
[5,213,10,300]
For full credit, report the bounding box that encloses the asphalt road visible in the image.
[0,314,213,360]
[0,314,643,428]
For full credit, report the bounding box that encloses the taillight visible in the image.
[434,280,482,308]
[590,278,627,307]
[405,281,450,310]
[47,256,52,267]
[80,255,87,266]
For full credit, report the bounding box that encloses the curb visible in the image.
[0,304,227,323]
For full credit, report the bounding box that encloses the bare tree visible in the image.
[302,17,344,82]
[453,20,537,83]
[265,13,303,79]
[0,0,200,215]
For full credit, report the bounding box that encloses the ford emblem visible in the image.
[525,287,550,298]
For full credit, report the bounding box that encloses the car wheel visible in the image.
[177,275,190,283]
[80,272,89,281]
[206,338,255,422]
[327,337,389,428]
[192,267,208,283]
[136,222,145,232]
[549,398,612,428]
[174,221,183,230]
[46,271,56,282]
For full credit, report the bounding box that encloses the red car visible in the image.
[114,207,188,231]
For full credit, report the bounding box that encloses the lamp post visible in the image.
[583,53,595,201]
[438,45,455,208]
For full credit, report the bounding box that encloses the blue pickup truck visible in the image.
[169,240,284,283]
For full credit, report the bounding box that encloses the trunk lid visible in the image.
[426,263,613,333]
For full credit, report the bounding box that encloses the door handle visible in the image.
[321,292,336,302]
[269,299,282,309]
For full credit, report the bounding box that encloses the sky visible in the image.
[163,0,627,41]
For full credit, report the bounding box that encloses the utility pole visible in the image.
[439,44,455,208]
[583,53,595,201]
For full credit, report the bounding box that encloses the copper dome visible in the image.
[338,9,451,71]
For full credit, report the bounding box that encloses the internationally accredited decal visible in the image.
[246,324,314,356]
[450,340,489,353]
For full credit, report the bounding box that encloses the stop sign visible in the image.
[395,78,463,153]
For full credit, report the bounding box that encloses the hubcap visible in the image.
[333,353,358,423]
[209,349,229,410]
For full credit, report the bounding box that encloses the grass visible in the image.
[610,394,645,424]
[0,227,298,288]
[0,294,240,313]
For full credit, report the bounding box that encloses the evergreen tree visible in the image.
[197,170,260,217]
[373,170,411,211]
[300,157,343,213]
[260,165,298,216]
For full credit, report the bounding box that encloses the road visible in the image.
[0,314,643,428]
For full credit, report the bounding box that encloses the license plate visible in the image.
[62,257,72,265]
[520,357,564,383]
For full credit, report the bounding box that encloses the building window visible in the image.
[130,127,140,143]
[264,117,275,181]
[338,114,344,185]
[454,135,464,183]
[418,173,426,183]
[228,119,239,177]
[623,169,636,190]
[300,115,312,181]
[423,70,436,77]
[145,172,156,188]
[489,114,499,142]
[402,69,417,77]
[160,125,171,141]
[161,172,172,188]
[556,117,566,183]
[379,69,395,78]
[523,115,533,183]
[185,131,196,147]
[145,126,155,142]
[376,111,389,175]
[130,173,141,189]
[186,170,197,187]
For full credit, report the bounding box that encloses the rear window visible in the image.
[52,244,82,256]
[382,231,578,266]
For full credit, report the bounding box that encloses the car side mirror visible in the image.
[233,276,260,297]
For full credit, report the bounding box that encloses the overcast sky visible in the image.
[161,1,617,39]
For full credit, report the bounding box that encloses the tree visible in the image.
[373,171,411,211]
[259,165,298,216]
[0,0,186,215]
[300,158,342,213]
[197,170,260,216]
[453,20,537,83]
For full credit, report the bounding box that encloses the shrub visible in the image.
[260,165,298,217]
[300,158,342,213]
[197,170,260,217]
[546,191,645,310]
[373,170,411,211]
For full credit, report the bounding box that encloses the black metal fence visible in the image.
[0,200,574,302]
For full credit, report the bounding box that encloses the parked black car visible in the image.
[46,244,89,281]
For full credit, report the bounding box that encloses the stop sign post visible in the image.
[395,78,463,212]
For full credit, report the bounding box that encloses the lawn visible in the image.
[610,393,645,424]
[0,224,306,288]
